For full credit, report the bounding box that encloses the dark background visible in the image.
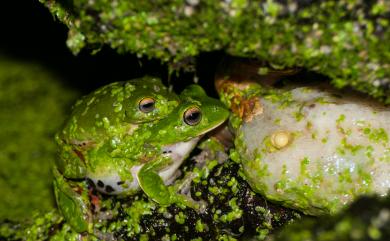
[0,1,221,95]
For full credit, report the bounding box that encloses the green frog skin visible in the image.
[54,81,229,233]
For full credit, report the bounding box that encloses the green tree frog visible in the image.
[54,79,229,233]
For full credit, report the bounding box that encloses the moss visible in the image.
[39,0,390,103]
[0,210,92,240]
[1,159,300,240]
[363,127,389,144]
[270,195,390,241]
[0,58,78,221]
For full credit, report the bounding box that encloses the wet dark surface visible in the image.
[110,160,300,240]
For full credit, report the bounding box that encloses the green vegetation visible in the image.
[270,195,390,241]
[40,0,390,103]
[0,58,78,220]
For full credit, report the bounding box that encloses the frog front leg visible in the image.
[53,167,92,233]
[137,158,199,209]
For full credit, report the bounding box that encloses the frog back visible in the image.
[58,81,131,147]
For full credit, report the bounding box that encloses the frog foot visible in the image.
[138,166,206,211]
[53,168,93,233]
[170,186,207,212]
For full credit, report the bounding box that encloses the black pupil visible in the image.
[188,112,200,121]
[185,109,201,125]
[140,99,155,112]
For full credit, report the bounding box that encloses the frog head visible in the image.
[136,84,230,205]
[146,84,230,166]
[148,85,229,143]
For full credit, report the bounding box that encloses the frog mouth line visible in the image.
[198,119,229,136]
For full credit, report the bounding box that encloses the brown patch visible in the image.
[215,57,301,123]
[73,149,86,165]
[215,78,256,94]
[70,140,96,151]
[216,77,264,123]
[229,94,263,123]
[74,186,83,195]
[139,154,152,164]
[89,189,100,212]
[242,96,263,123]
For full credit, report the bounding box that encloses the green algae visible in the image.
[40,0,390,103]
[269,195,390,241]
[0,58,78,221]
[363,127,389,144]
[1,157,299,240]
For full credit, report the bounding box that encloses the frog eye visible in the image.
[139,97,156,113]
[183,107,202,126]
